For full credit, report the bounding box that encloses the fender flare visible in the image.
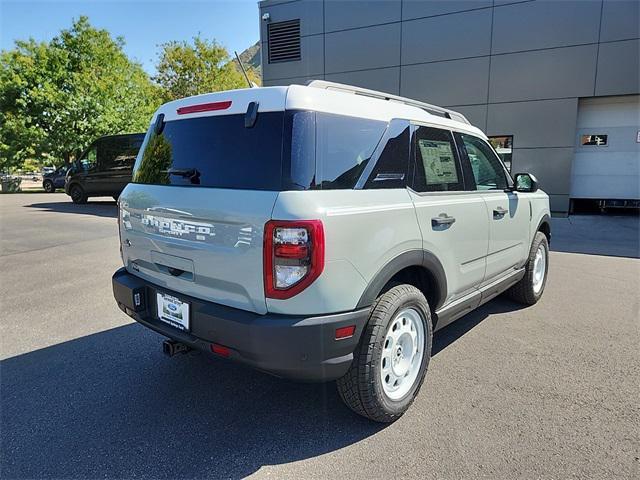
[536,213,551,244]
[356,249,447,310]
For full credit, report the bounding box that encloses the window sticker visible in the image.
[417,139,459,185]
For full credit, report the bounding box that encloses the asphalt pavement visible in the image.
[1,193,638,479]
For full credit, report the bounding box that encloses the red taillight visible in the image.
[264,220,324,300]
[176,101,232,115]
[335,325,356,340]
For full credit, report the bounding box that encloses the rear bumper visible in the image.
[112,268,369,381]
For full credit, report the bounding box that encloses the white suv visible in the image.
[112,81,551,422]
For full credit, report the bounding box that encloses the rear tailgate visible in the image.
[118,89,291,315]
[120,184,277,314]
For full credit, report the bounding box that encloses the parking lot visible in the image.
[1,192,638,479]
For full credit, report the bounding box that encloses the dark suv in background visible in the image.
[42,166,68,193]
[65,133,144,204]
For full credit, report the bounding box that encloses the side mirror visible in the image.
[514,173,539,193]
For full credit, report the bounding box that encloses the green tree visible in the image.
[154,35,254,102]
[133,133,172,185]
[0,16,161,172]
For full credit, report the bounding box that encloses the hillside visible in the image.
[236,41,261,81]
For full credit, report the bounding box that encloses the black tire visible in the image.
[337,284,433,423]
[69,184,87,204]
[43,180,55,193]
[506,231,549,305]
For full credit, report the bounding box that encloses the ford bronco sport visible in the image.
[112,81,551,422]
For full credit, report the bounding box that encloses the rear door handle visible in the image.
[431,214,456,227]
[493,206,508,218]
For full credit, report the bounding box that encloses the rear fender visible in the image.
[356,249,447,310]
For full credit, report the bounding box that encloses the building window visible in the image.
[581,134,608,146]
[489,136,513,172]
[268,19,301,63]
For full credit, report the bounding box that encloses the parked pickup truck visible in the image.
[112,82,551,422]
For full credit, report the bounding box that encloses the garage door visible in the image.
[571,95,640,200]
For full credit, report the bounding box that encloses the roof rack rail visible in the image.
[306,80,470,125]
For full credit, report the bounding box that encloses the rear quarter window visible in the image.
[363,124,410,189]
[315,113,386,189]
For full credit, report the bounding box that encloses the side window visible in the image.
[80,145,97,172]
[315,113,386,189]
[364,125,410,189]
[460,134,508,191]
[124,137,143,169]
[488,135,513,173]
[99,136,140,172]
[412,126,464,192]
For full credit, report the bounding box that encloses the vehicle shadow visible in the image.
[26,200,118,218]
[1,297,522,479]
[1,324,382,479]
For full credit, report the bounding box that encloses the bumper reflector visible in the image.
[335,325,356,340]
[210,343,230,357]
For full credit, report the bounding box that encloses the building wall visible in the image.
[259,0,640,213]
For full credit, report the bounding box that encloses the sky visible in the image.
[0,0,260,74]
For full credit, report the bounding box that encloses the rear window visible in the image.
[133,112,285,190]
[133,110,386,191]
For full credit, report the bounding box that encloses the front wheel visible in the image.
[69,184,87,204]
[43,180,55,193]
[507,231,549,305]
[337,284,432,423]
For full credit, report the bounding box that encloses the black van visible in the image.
[65,133,145,204]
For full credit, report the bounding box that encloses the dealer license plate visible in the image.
[156,293,189,331]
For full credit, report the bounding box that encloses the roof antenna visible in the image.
[234,51,258,88]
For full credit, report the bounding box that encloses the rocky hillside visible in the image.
[236,41,261,80]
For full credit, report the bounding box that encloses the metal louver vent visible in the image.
[268,19,301,63]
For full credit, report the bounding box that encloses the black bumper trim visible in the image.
[112,268,369,381]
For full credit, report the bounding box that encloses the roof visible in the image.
[152,83,486,138]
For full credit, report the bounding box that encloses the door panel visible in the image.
[78,143,100,194]
[98,136,141,195]
[410,125,488,303]
[456,132,529,281]
[480,191,530,279]
[410,192,489,302]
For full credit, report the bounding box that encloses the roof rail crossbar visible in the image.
[306,80,470,125]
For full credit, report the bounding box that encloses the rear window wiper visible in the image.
[168,168,201,184]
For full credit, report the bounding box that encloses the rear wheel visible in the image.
[69,184,87,204]
[507,231,549,305]
[43,180,55,193]
[337,284,432,423]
